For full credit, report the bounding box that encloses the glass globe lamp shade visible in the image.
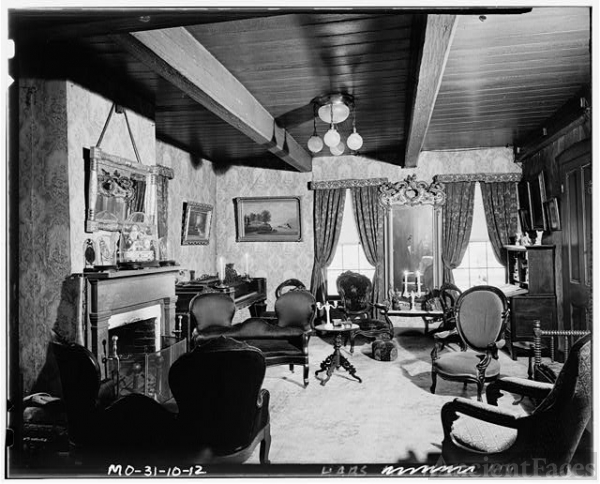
[347,130,363,151]
[318,103,350,124]
[323,127,341,148]
[307,135,323,153]
[330,140,345,156]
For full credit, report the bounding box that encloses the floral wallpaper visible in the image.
[67,82,156,274]
[156,141,217,278]
[215,166,313,320]
[19,79,70,393]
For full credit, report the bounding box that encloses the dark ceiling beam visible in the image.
[112,27,312,172]
[404,14,457,168]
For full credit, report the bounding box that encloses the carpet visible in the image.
[247,321,532,465]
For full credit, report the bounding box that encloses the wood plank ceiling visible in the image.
[9,7,591,171]
[424,7,591,151]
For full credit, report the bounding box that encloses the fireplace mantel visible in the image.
[84,267,179,375]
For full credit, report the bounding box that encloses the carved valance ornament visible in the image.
[379,175,446,207]
[310,177,388,190]
[436,173,521,183]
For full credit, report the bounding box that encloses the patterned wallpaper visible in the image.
[216,166,314,318]
[156,141,217,277]
[19,79,70,393]
[67,82,156,274]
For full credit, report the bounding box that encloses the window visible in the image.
[453,183,505,290]
[326,191,375,296]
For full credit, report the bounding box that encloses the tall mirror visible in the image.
[380,176,446,299]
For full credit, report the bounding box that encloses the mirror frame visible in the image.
[86,147,158,233]
[379,175,446,296]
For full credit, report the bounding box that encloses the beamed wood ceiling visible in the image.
[9,7,591,172]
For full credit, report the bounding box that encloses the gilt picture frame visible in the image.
[182,202,213,245]
[235,196,302,242]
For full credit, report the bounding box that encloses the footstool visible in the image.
[372,335,397,361]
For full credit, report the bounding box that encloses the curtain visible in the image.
[310,188,346,302]
[441,181,475,283]
[480,182,519,266]
[351,185,385,305]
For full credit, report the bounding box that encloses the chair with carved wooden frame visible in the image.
[431,285,509,401]
[336,271,393,353]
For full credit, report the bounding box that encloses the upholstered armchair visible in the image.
[336,271,393,353]
[441,333,592,466]
[52,339,176,464]
[169,336,271,464]
[191,290,317,387]
[431,285,509,401]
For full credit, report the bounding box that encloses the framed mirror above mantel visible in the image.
[380,175,446,298]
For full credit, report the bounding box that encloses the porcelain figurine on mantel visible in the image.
[535,230,544,246]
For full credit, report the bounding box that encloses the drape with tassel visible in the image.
[441,181,475,283]
[351,185,385,304]
[310,188,346,302]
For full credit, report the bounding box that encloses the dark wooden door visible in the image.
[558,139,592,332]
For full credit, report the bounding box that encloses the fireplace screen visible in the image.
[109,336,187,404]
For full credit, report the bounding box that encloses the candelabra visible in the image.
[316,300,338,328]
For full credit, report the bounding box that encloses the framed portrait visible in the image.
[235,196,302,242]
[543,197,561,231]
[182,202,213,245]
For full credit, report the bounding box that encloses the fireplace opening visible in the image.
[109,318,157,356]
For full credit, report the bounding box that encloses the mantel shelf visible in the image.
[82,266,180,280]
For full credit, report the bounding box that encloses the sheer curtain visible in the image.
[351,185,385,304]
[310,188,346,302]
[480,182,519,266]
[441,181,475,283]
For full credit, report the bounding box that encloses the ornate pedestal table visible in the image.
[315,323,362,386]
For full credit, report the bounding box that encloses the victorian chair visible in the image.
[51,339,176,465]
[431,285,509,401]
[336,271,394,353]
[441,333,592,467]
[260,278,306,318]
[169,336,271,464]
[189,292,237,346]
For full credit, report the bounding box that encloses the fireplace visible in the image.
[84,267,180,378]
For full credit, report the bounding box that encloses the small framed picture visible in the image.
[182,202,213,245]
[543,197,561,231]
[235,196,302,242]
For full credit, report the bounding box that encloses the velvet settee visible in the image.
[190,290,317,386]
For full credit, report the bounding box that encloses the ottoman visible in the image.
[372,336,398,361]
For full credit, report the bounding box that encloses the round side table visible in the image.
[315,323,362,386]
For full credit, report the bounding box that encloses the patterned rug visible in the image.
[248,322,532,465]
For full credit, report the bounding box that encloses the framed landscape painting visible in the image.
[182,202,213,245]
[235,196,302,242]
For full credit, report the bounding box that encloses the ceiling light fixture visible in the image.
[307,93,362,156]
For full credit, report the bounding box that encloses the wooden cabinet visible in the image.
[504,245,556,359]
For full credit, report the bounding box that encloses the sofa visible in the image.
[190,290,317,387]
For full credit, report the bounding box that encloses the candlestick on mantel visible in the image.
[244,252,250,276]
[218,256,225,282]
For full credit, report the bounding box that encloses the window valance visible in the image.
[310,178,388,190]
[436,173,521,183]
